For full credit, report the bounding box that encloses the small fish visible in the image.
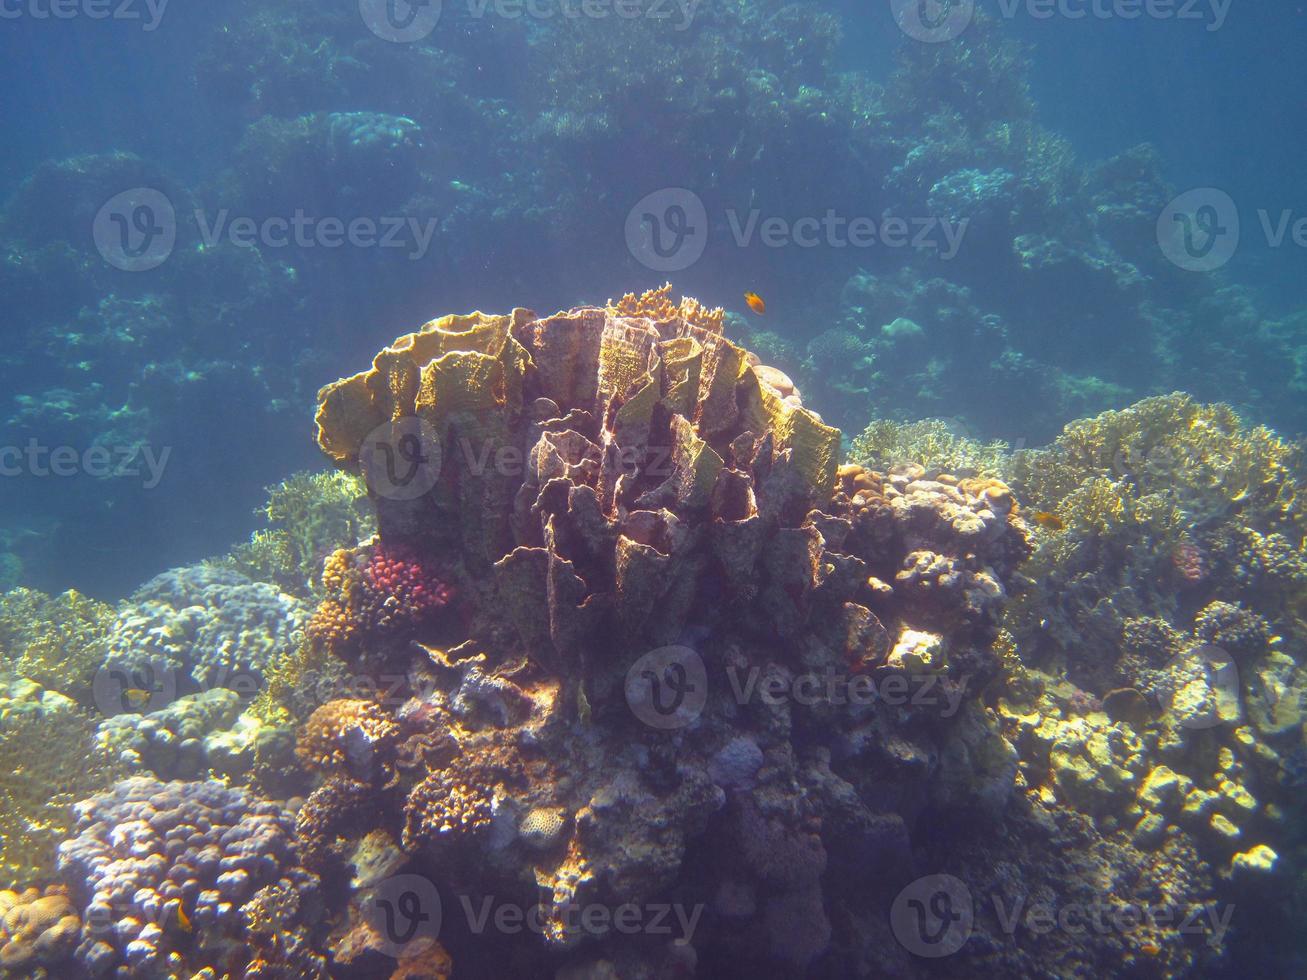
[1140,942,1160,956]
[122,689,153,710]
[744,291,766,315]
[1029,510,1064,531]
[175,903,192,933]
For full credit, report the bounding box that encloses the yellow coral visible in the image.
[607,282,725,334]
[849,418,1009,477]
[221,471,374,595]
[296,698,399,775]
[0,683,123,889]
[0,588,116,703]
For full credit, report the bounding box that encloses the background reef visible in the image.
[1,3,1305,592]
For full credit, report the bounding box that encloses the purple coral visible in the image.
[57,776,316,974]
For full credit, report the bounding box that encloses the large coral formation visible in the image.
[295,290,1031,974]
[0,885,81,974]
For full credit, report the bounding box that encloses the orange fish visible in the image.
[1029,510,1064,531]
[744,291,766,315]
[1140,942,1160,956]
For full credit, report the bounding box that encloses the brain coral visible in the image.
[99,564,309,691]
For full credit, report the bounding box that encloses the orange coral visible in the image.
[607,282,725,334]
[297,699,399,779]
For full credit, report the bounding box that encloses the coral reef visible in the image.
[0,587,115,704]
[293,289,1031,974]
[94,688,293,786]
[0,679,123,891]
[56,776,321,977]
[221,470,375,598]
[0,885,81,974]
[98,564,309,692]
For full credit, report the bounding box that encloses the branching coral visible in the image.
[306,543,452,656]
[0,680,123,890]
[0,588,116,704]
[222,470,374,596]
[848,418,1009,478]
